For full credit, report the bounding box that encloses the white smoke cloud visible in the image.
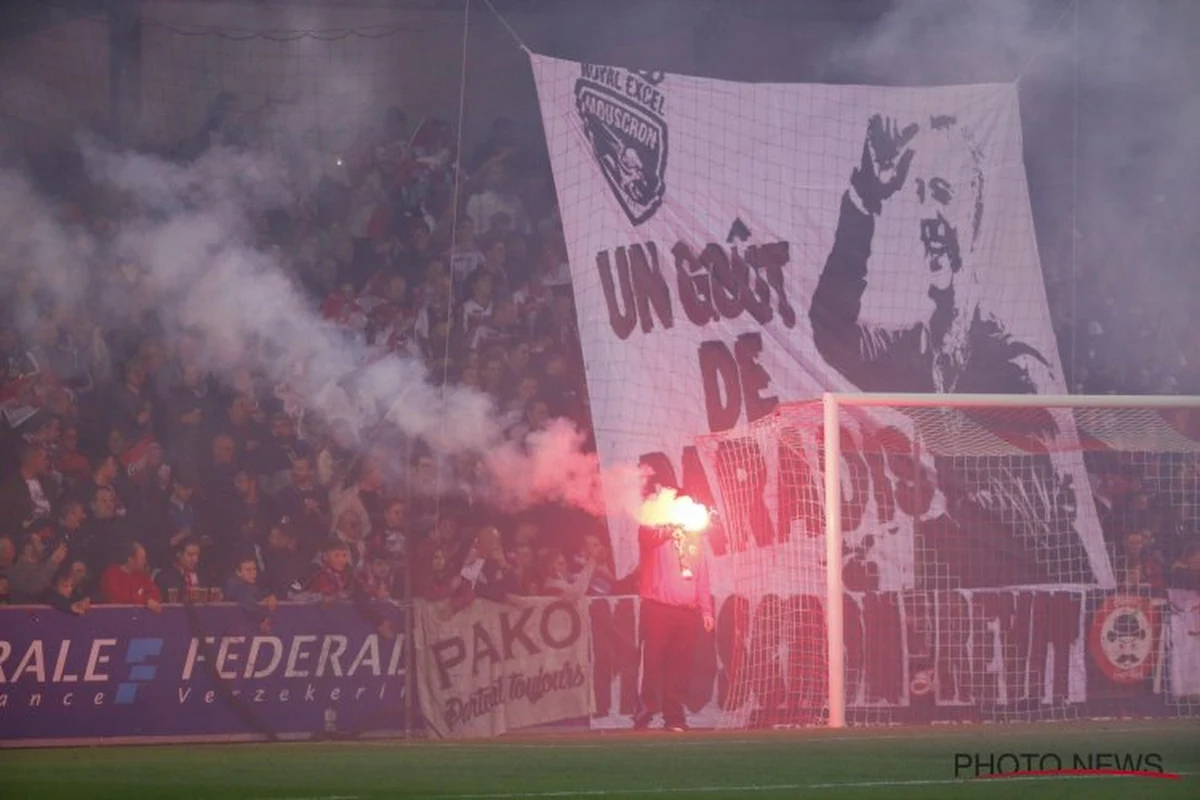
[483,418,646,517]
[826,0,1071,84]
[0,168,89,330]
[0,131,650,522]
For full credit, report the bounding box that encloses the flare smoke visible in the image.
[0,135,647,520]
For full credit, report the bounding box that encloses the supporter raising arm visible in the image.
[7,530,67,603]
[457,526,520,606]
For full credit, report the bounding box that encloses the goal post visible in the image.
[698,392,1200,730]
[822,394,846,728]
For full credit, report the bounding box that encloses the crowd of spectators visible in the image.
[0,106,620,623]
[0,98,1197,624]
[1091,445,1200,594]
[1049,242,1200,396]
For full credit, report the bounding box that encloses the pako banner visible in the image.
[414,597,593,738]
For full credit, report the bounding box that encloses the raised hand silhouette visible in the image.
[850,114,919,215]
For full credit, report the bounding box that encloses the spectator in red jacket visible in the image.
[418,546,460,603]
[0,534,15,573]
[305,540,356,602]
[56,425,92,486]
[99,541,162,611]
[1115,528,1166,592]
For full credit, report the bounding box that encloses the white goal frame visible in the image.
[821,392,1200,728]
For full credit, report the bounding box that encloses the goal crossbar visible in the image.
[823,392,1200,410]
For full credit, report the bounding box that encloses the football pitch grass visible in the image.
[2,719,1198,799]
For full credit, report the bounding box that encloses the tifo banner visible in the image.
[589,591,1090,729]
[414,598,593,738]
[530,54,1112,591]
[1167,589,1200,699]
[0,602,412,746]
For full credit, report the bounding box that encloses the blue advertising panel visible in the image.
[0,602,413,745]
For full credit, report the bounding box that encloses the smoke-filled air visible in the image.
[0,131,646,519]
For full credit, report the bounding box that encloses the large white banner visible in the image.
[531,54,1113,593]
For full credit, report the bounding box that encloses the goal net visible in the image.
[696,394,1200,728]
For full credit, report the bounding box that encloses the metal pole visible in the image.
[822,393,845,729]
[1070,0,1080,388]
[403,435,414,739]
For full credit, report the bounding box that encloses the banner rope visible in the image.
[482,0,531,54]
[433,0,472,533]
[1012,0,1077,85]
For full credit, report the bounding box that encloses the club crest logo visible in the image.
[1089,594,1159,683]
[575,65,668,226]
